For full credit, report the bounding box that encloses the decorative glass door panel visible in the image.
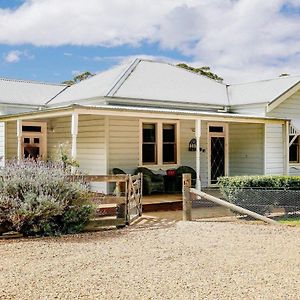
[208,123,227,185]
[210,137,225,184]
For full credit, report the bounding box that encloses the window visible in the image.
[140,120,179,166]
[142,123,157,164]
[163,124,176,164]
[289,136,300,163]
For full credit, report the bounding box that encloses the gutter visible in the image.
[0,103,289,124]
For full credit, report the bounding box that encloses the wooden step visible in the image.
[84,217,126,231]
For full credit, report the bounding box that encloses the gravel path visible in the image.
[0,221,299,300]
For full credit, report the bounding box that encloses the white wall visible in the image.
[267,89,300,175]
[5,121,17,159]
[0,122,5,166]
[48,115,107,192]
[264,123,285,175]
[180,120,208,187]
[108,116,139,174]
[229,123,264,176]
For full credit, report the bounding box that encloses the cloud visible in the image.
[0,0,300,81]
[4,50,22,63]
[3,49,34,63]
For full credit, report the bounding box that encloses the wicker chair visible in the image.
[175,166,197,191]
[135,167,165,195]
[112,168,126,175]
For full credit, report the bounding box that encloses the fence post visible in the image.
[182,173,192,221]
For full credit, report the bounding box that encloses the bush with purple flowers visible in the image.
[0,160,94,236]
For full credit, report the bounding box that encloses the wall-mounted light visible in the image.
[188,138,205,152]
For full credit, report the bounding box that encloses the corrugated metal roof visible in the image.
[112,60,228,106]
[0,77,67,106]
[1,59,300,110]
[47,62,133,105]
[228,76,300,105]
[47,59,229,107]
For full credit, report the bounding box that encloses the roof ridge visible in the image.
[105,58,141,97]
[229,75,300,86]
[135,58,228,86]
[0,77,66,87]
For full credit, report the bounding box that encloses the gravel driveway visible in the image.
[0,221,299,300]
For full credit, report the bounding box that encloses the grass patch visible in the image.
[278,215,300,226]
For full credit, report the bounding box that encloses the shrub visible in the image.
[0,160,94,236]
[218,175,300,215]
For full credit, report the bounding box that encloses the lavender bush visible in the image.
[0,160,94,236]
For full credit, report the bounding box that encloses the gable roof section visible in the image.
[47,59,229,107]
[228,76,300,106]
[0,78,67,106]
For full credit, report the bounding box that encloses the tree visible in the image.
[62,71,95,85]
[177,63,223,82]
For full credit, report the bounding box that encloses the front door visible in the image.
[208,124,228,185]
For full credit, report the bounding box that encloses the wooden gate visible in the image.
[126,173,143,224]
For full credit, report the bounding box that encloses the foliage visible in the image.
[177,63,223,82]
[62,71,95,85]
[0,160,94,236]
[218,175,300,215]
[58,143,79,169]
[279,73,290,77]
[278,215,300,226]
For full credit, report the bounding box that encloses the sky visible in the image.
[0,0,300,84]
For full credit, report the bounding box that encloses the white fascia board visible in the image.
[0,104,288,125]
[105,96,227,111]
[46,96,107,108]
[267,81,300,112]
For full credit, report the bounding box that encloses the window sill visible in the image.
[139,163,179,169]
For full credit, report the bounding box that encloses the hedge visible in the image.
[218,175,300,215]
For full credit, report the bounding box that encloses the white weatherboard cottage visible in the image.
[0,59,300,192]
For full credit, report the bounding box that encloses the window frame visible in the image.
[139,119,180,167]
[289,135,300,164]
[141,122,158,165]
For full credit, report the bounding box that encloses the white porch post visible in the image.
[284,120,289,175]
[71,112,78,160]
[16,119,22,161]
[195,119,201,190]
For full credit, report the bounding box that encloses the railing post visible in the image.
[182,173,192,221]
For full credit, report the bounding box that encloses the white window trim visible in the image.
[21,121,47,160]
[207,122,229,186]
[139,119,180,168]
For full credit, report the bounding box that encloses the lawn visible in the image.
[278,214,300,226]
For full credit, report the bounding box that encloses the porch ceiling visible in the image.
[0,103,289,124]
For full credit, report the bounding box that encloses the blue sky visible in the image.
[0,0,299,84]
